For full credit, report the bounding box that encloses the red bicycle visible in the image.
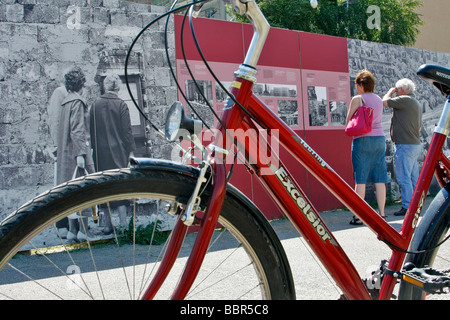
[0,0,449,300]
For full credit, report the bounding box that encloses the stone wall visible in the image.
[0,0,176,219]
[2,0,449,221]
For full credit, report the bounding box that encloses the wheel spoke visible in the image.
[0,169,293,299]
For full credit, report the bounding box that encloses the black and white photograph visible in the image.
[329,101,347,126]
[184,79,215,127]
[307,86,328,127]
[253,83,298,98]
[348,38,450,200]
[278,100,299,127]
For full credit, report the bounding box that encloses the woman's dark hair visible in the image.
[64,67,86,92]
[355,69,375,93]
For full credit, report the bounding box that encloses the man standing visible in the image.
[383,78,422,216]
[90,74,136,233]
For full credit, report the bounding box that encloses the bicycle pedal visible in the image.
[402,266,450,294]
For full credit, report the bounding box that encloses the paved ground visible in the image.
[2,196,449,300]
[271,196,450,299]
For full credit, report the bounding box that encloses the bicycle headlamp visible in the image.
[165,101,202,142]
[165,102,184,142]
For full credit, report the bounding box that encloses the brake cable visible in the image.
[187,4,268,131]
[124,0,208,137]
[383,232,450,255]
[126,0,255,179]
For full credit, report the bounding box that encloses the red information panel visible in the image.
[174,17,353,217]
[301,69,351,130]
[299,32,349,73]
[298,33,353,210]
[174,14,245,63]
[243,24,301,69]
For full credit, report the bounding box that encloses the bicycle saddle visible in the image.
[417,64,450,97]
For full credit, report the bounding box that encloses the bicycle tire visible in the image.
[398,184,450,299]
[0,162,295,300]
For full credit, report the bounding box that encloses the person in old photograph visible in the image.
[383,78,422,217]
[48,81,68,149]
[347,69,389,225]
[47,69,70,238]
[91,73,136,233]
[58,67,96,242]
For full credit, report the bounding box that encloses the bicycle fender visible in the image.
[406,184,450,261]
[129,157,269,223]
[129,157,200,177]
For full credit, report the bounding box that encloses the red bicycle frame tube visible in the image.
[211,76,450,300]
[141,158,227,300]
[379,132,448,299]
[170,159,227,299]
[138,0,450,301]
[142,217,188,300]
[146,76,448,299]
[148,76,449,299]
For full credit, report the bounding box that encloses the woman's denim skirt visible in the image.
[351,136,390,184]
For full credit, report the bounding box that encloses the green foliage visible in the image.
[117,218,169,246]
[230,0,424,46]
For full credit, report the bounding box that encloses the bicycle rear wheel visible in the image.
[0,163,295,300]
[398,185,450,300]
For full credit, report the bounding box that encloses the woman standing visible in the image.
[57,68,94,183]
[346,69,389,225]
[57,67,95,241]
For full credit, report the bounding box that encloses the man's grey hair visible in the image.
[396,78,416,93]
[104,73,121,92]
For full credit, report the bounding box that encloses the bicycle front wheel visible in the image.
[0,162,295,300]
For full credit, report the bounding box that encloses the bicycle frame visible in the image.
[143,0,450,300]
[216,78,450,300]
